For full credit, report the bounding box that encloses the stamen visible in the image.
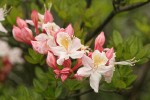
[115,57,139,66]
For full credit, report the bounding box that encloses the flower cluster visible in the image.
[12,10,137,93]
[0,5,8,33]
[0,40,24,82]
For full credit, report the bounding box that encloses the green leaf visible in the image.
[24,55,38,64]
[137,58,149,64]
[55,85,63,98]
[33,79,47,92]
[114,80,126,89]
[35,67,46,80]
[125,75,137,86]
[17,86,30,100]
[113,30,123,46]
[64,79,83,91]
[136,44,150,59]
[130,37,139,57]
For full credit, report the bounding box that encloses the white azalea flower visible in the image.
[0,5,8,33]
[77,50,112,92]
[8,48,24,64]
[0,40,10,57]
[0,40,24,64]
[42,22,60,36]
[51,32,84,65]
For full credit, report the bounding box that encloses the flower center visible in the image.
[60,36,70,50]
[93,55,105,68]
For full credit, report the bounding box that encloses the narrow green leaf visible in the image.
[113,30,123,46]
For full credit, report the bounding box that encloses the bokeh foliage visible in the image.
[0,0,150,100]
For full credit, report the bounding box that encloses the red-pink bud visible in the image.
[61,68,70,74]
[46,52,58,69]
[88,52,93,58]
[31,10,39,34]
[61,74,68,82]
[65,24,74,37]
[72,58,82,71]
[106,48,114,60]
[12,25,24,42]
[94,32,105,52]
[21,27,34,44]
[44,10,53,23]
[63,59,71,68]
[16,17,28,28]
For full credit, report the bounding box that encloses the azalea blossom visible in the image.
[0,40,24,82]
[0,5,8,33]
[26,10,54,34]
[51,29,84,65]
[0,40,24,65]
[77,32,138,93]
[77,50,112,92]
[31,22,60,54]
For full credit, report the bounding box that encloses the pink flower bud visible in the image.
[63,59,71,68]
[12,26,24,42]
[106,48,114,60]
[61,68,70,74]
[31,10,39,34]
[61,74,68,82]
[88,52,93,58]
[44,10,53,23]
[21,27,34,44]
[46,52,58,69]
[65,24,74,37]
[12,26,34,44]
[16,17,28,28]
[94,32,105,52]
[72,58,82,71]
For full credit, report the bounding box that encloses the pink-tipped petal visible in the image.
[31,10,39,34]
[46,52,58,69]
[61,74,68,82]
[72,58,82,71]
[31,41,50,54]
[16,17,28,28]
[106,48,114,60]
[12,26,24,42]
[21,27,34,44]
[65,24,74,36]
[44,10,53,23]
[94,32,105,52]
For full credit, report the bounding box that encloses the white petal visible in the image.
[35,34,49,41]
[97,65,113,74]
[0,40,10,57]
[47,38,56,47]
[57,54,69,65]
[92,50,108,65]
[104,68,114,83]
[82,54,93,68]
[25,20,34,26]
[57,57,65,65]
[69,50,84,59]
[8,48,24,64]
[69,37,82,52]
[77,66,92,77]
[0,22,7,33]
[51,46,66,56]
[90,72,102,93]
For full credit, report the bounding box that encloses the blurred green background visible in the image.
[0,0,150,100]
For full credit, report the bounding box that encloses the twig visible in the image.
[84,0,150,43]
